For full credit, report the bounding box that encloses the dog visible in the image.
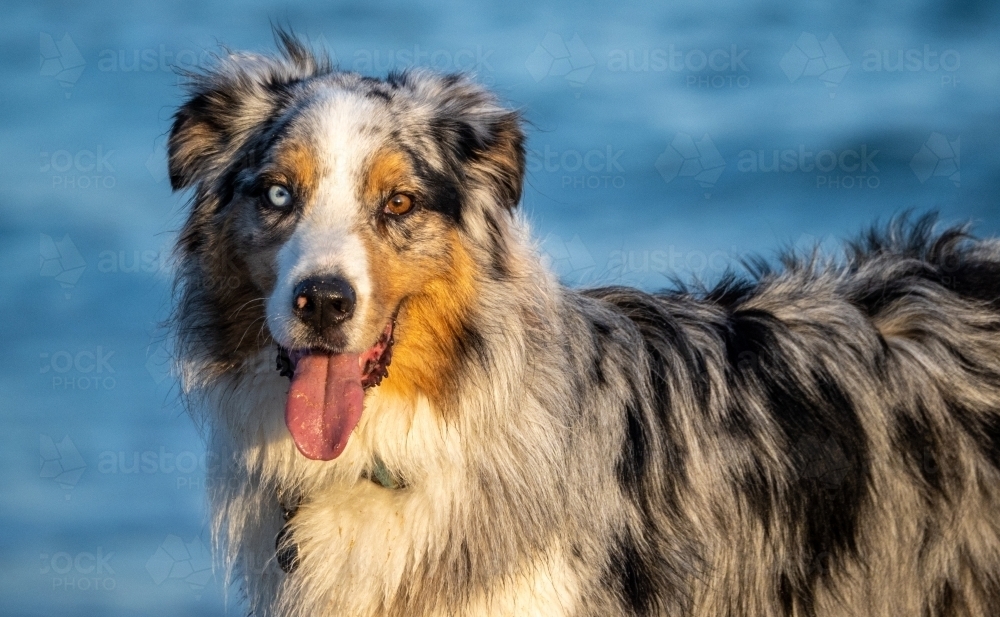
[168,32,1000,616]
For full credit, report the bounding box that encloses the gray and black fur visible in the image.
[574,217,1000,615]
[168,33,1000,616]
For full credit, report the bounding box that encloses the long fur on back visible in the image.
[577,215,1000,615]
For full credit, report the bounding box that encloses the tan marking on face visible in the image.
[362,149,413,206]
[360,227,478,415]
[273,140,322,206]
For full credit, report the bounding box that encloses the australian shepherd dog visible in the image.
[168,33,1000,616]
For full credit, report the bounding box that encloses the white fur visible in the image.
[266,92,379,353]
[192,323,583,617]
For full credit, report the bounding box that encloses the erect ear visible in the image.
[168,31,330,190]
[416,73,526,210]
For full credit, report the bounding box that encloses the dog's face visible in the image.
[169,39,524,459]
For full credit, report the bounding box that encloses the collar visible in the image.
[367,456,406,490]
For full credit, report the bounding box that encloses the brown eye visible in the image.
[385,193,414,216]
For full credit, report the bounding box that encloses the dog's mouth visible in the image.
[277,320,395,461]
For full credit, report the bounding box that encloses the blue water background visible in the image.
[2,1,998,614]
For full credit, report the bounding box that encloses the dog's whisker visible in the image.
[228,297,267,320]
[233,315,267,354]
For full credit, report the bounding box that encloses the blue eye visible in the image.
[266,184,292,209]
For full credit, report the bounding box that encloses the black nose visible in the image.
[292,277,356,332]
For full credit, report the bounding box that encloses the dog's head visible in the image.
[169,33,524,460]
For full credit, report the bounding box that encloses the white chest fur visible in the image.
[196,348,580,616]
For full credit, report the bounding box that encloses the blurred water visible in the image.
[2,1,998,614]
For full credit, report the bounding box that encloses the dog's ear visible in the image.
[414,74,526,210]
[467,109,525,210]
[169,31,330,190]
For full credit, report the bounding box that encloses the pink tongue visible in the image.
[285,353,364,460]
